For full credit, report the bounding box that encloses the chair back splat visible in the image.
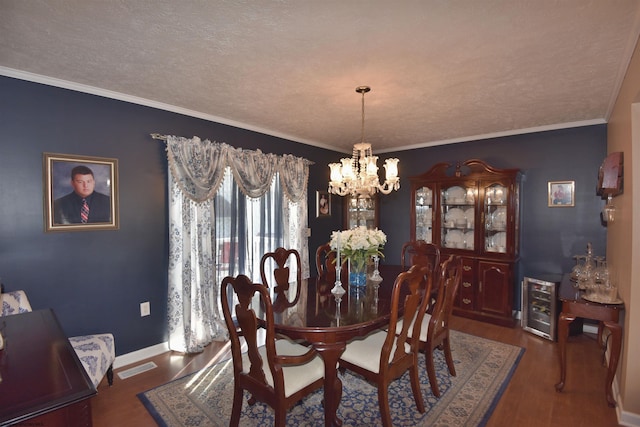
[423,254,463,397]
[401,240,441,274]
[338,264,431,427]
[221,274,324,427]
[260,247,302,310]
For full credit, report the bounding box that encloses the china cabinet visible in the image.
[344,195,379,229]
[410,159,521,326]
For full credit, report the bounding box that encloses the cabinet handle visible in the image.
[463,281,472,288]
[463,265,472,272]
[479,281,482,292]
[463,298,472,305]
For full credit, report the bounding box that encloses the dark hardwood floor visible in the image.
[91,316,621,426]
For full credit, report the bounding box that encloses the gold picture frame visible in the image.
[548,180,575,207]
[43,152,119,232]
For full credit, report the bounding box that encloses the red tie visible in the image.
[81,199,89,223]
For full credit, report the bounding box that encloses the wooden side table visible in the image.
[554,275,624,407]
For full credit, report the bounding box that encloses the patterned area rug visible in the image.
[139,330,523,426]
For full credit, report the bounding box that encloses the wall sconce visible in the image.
[602,195,616,223]
[597,152,623,225]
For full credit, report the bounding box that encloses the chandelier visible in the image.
[328,86,400,197]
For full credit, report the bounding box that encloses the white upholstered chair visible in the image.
[0,289,115,389]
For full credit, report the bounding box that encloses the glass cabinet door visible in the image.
[440,184,476,250]
[345,195,377,229]
[483,183,508,254]
[414,186,434,243]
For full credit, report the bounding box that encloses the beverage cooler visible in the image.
[521,274,562,341]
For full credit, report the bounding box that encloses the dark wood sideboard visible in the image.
[0,309,96,427]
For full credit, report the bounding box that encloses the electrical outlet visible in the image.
[140,301,150,317]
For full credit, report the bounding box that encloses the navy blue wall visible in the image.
[0,75,606,356]
[0,76,342,355]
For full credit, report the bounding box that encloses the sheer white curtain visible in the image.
[165,135,311,353]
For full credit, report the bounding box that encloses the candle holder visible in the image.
[370,255,383,283]
[331,259,346,303]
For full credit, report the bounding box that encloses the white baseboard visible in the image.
[113,342,169,369]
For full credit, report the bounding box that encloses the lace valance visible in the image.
[165,135,311,203]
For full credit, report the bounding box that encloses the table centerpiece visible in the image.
[330,226,386,288]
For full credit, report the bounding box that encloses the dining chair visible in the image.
[406,254,463,397]
[260,247,302,310]
[401,240,441,272]
[221,274,324,427]
[315,242,347,283]
[338,264,431,427]
[401,240,441,312]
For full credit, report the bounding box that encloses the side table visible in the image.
[554,274,624,407]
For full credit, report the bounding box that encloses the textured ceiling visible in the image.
[1,1,640,153]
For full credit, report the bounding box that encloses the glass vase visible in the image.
[348,258,367,289]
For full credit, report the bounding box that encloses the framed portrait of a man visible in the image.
[43,153,119,232]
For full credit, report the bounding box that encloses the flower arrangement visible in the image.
[330,226,386,273]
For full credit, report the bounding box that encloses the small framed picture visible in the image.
[316,191,331,218]
[43,153,119,232]
[548,181,575,207]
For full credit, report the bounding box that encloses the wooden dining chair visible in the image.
[315,242,347,283]
[221,274,325,427]
[401,240,441,312]
[409,254,463,397]
[338,264,431,427]
[401,240,441,272]
[260,247,302,310]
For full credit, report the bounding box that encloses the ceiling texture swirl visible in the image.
[2,1,640,153]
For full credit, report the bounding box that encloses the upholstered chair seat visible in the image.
[1,290,115,389]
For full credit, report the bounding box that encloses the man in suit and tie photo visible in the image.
[53,165,111,224]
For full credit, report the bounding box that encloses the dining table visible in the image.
[266,264,404,427]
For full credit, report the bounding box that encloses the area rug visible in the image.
[139,330,524,426]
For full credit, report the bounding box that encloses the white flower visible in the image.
[329,226,386,270]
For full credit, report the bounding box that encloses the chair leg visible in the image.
[274,408,287,427]
[230,386,243,427]
[425,346,440,397]
[443,337,456,377]
[409,363,425,413]
[378,383,392,427]
[107,364,114,386]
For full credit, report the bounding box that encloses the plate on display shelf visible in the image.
[464,231,475,249]
[491,206,507,229]
[464,208,474,227]
[445,207,465,224]
[444,186,466,203]
[582,294,624,305]
[493,231,506,247]
[444,230,464,248]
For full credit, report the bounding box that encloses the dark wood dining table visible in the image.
[267,264,404,427]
